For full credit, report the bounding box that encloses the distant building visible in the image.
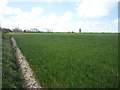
[79,28,81,33]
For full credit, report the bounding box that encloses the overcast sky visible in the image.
[0,0,119,32]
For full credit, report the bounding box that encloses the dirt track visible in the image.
[11,37,41,88]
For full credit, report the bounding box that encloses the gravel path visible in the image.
[11,37,41,88]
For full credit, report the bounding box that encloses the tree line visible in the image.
[0,27,48,33]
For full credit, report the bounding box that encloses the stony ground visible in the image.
[11,37,41,88]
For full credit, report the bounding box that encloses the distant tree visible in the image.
[2,28,12,33]
[12,27,22,32]
[72,31,74,33]
[0,26,2,33]
[30,28,39,32]
[68,31,70,33]
[0,24,1,29]
[47,29,51,33]
[23,30,27,32]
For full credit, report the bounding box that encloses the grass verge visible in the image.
[2,33,21,88]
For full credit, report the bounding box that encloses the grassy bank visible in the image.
[2,34,21,88]
[13,33,118,88]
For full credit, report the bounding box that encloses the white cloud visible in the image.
[0,0,118,33]
[59,11,73,23]
[113,19,118,24]
[74,19,118,32]
[47,13,58,25]
[8,0,82,2]
[3,7,22,16]
[31,7,43,16]
[0,0,8,20]
[76,0,118,18]
[1,2,74,32]
[0,4,45,29]
[0,0,8,8]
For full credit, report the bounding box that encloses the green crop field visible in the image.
[13,33,118,88]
